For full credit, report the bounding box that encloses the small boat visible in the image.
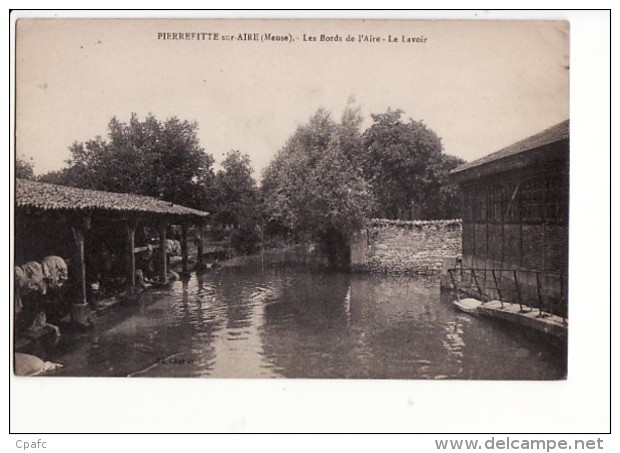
[453,297,483,314]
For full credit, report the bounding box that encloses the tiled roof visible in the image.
[15,178,209,218]
[452,119,569,175]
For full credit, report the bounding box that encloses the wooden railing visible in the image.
[447,267,567,322]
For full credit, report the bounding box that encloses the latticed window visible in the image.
[504,180,521,223]
[462,188,475,222]
[474,186,487,222]
[488,183,504,222]
[544,171,568,224]
[521,175,545,222]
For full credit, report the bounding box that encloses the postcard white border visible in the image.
[5,8,612,438]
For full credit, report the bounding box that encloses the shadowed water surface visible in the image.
[51,262,566,379]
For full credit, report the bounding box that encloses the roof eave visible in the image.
[450,139,569,183]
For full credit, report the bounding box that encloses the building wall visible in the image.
[351,219,462,275]
[458,144,569,316]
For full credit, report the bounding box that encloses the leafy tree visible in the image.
[262,108,337,236]
[421,153,465,219]
[212,150,258,227]
[15,155,35,179]
[211,150,262,254]
[362,109,460,219]
[37,167,77,186]
[262,106,374,268]
[38,113,214,210]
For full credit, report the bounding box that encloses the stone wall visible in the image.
[351,219,462,275]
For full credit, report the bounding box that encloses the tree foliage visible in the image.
[210,150,262,254]
[421,153,466,219]
[211,150,258,227]
[32,104,466,265]
[262,106,375,267]
[361,109,463,219]
[39,113,214,210]
[15,156,35,179]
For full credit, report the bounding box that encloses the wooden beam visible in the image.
[134,244,160,254]
[70,214,90,305]
[197,222,204,265]
[181,223,189,274]
[126,219,138,294]
[158,222,167,283]
[70,214,91,326]
[519,171,524,267]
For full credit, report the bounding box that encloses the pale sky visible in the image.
[15,18,569,178]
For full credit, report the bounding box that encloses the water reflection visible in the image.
[51,263,566,379]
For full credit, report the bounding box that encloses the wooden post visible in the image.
[71,225,87,305]
[126,219,137,295]
[158,221,168,283]
[70,214,91,326]
[484,185,489,291]
[535,272,544,317]
[472,186,476,264]
[513,270,524,312]
[492,269,504,308]
[471,269,483,301]
[560,273,566,323]
[448,269,460,302]
[181,222,189,275]
[519,173,524,268]
[197,221,204,265]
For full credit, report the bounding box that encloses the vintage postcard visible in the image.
[13,17,569,384]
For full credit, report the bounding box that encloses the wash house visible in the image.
[450,120,569,317]
[15,178,209,324]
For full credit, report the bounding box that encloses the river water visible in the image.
[51,260,566,379]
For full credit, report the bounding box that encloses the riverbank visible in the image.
[214,243,324,269]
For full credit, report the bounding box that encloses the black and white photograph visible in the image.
[13,17,570,379]
[8,11,611,436]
